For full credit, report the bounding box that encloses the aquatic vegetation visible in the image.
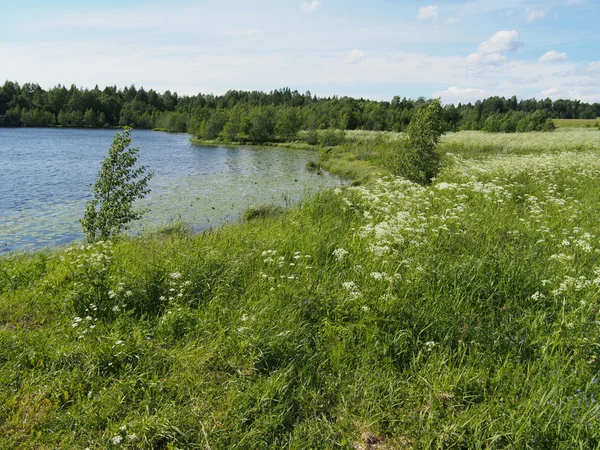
[243,204,285,222]
[0,129,340,254]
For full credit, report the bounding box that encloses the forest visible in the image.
[1,81,599,142]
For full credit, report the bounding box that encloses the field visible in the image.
[2,129,600,448]
[553,118,600,128]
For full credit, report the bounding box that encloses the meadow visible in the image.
[1,129,600,448]
[553,118,600,128]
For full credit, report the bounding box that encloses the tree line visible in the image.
[1,81,599,142]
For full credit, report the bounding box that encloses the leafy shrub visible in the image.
[320,129,346,146]
[393,99,445,185]
[306,160,319,171]
[243,204,284,222]
[80,128,153,242]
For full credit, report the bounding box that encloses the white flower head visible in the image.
[333,248,349,261]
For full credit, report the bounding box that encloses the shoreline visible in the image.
[189,137,319,152]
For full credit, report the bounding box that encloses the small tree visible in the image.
[394,98,445,185]
[81,127,153,242]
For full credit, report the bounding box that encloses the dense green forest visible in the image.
[1,81,599,142]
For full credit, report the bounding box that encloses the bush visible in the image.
[243,204,284,222]
[306,160,319,171]
[320,129,346,146]
[393,99,445,185]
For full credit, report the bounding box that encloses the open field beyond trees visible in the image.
[553,118,600,128]
[2,129,600,448]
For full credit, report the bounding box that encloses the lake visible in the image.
[0,128,341,254]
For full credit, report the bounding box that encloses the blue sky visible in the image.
[1,0,598,103]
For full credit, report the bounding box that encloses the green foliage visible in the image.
[319,128,346,146]
[394,98,445,184]
[80,128,153,242]
[305,160,319,172]
[275,107,301,141]
[200,110,227,140]
[248,106,276,143]
[243,204,285,221]
[3,134,600,447]
[3,81,596,136]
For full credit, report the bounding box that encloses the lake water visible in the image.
[0,128,340,254]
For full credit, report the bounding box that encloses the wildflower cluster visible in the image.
[161,271,192,303]
[71,309,97,340]
[108,424,137,446]
[260,249,312,290]
[63,241,118,319]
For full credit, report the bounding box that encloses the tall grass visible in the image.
[554,118,600,128]
[1,131,600,448]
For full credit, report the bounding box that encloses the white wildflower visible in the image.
[342,281,357,291]
[332,248,349,261]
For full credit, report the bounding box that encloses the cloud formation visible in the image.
[2,1,598,104]
[540,88,559,96]
[300,1,321,12]
[525,8,546,22]
[466,52,506,68]
[343,49,366,64]
[538,50,568,63]
[447,13,463,25]
[477,30,523,54]
[587,61,600,73]
[418,5,439,20]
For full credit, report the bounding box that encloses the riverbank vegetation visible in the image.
[1,81,598,141]
[2,125,600,447]
[269,128,600,184]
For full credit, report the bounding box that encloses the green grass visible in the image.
[190,137,317,152]
[553,118,600,128]
[327,129,600,168]
[2,130,600,448]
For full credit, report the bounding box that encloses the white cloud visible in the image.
[587,61,600,73]
[433,86,488,103]
[525,8,546,22]
[540,87,560,97]
[343,49,367,64]
[477,30,523,54]
[565,90,600,103]
[538,50,568,63]
[466,52,506,68]
[1,36,597,104]
[447,13,463,24]
[300,1,321,12]
[418,5,439,20]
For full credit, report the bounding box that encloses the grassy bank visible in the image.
[190,137,317,152]
[316,128,600,181]
[190,129,600,183]
[2,130,600,448]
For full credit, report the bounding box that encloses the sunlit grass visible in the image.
[2,130,600,447]
[554,118,600,128]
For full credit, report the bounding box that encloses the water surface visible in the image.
[0,128,340,253]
